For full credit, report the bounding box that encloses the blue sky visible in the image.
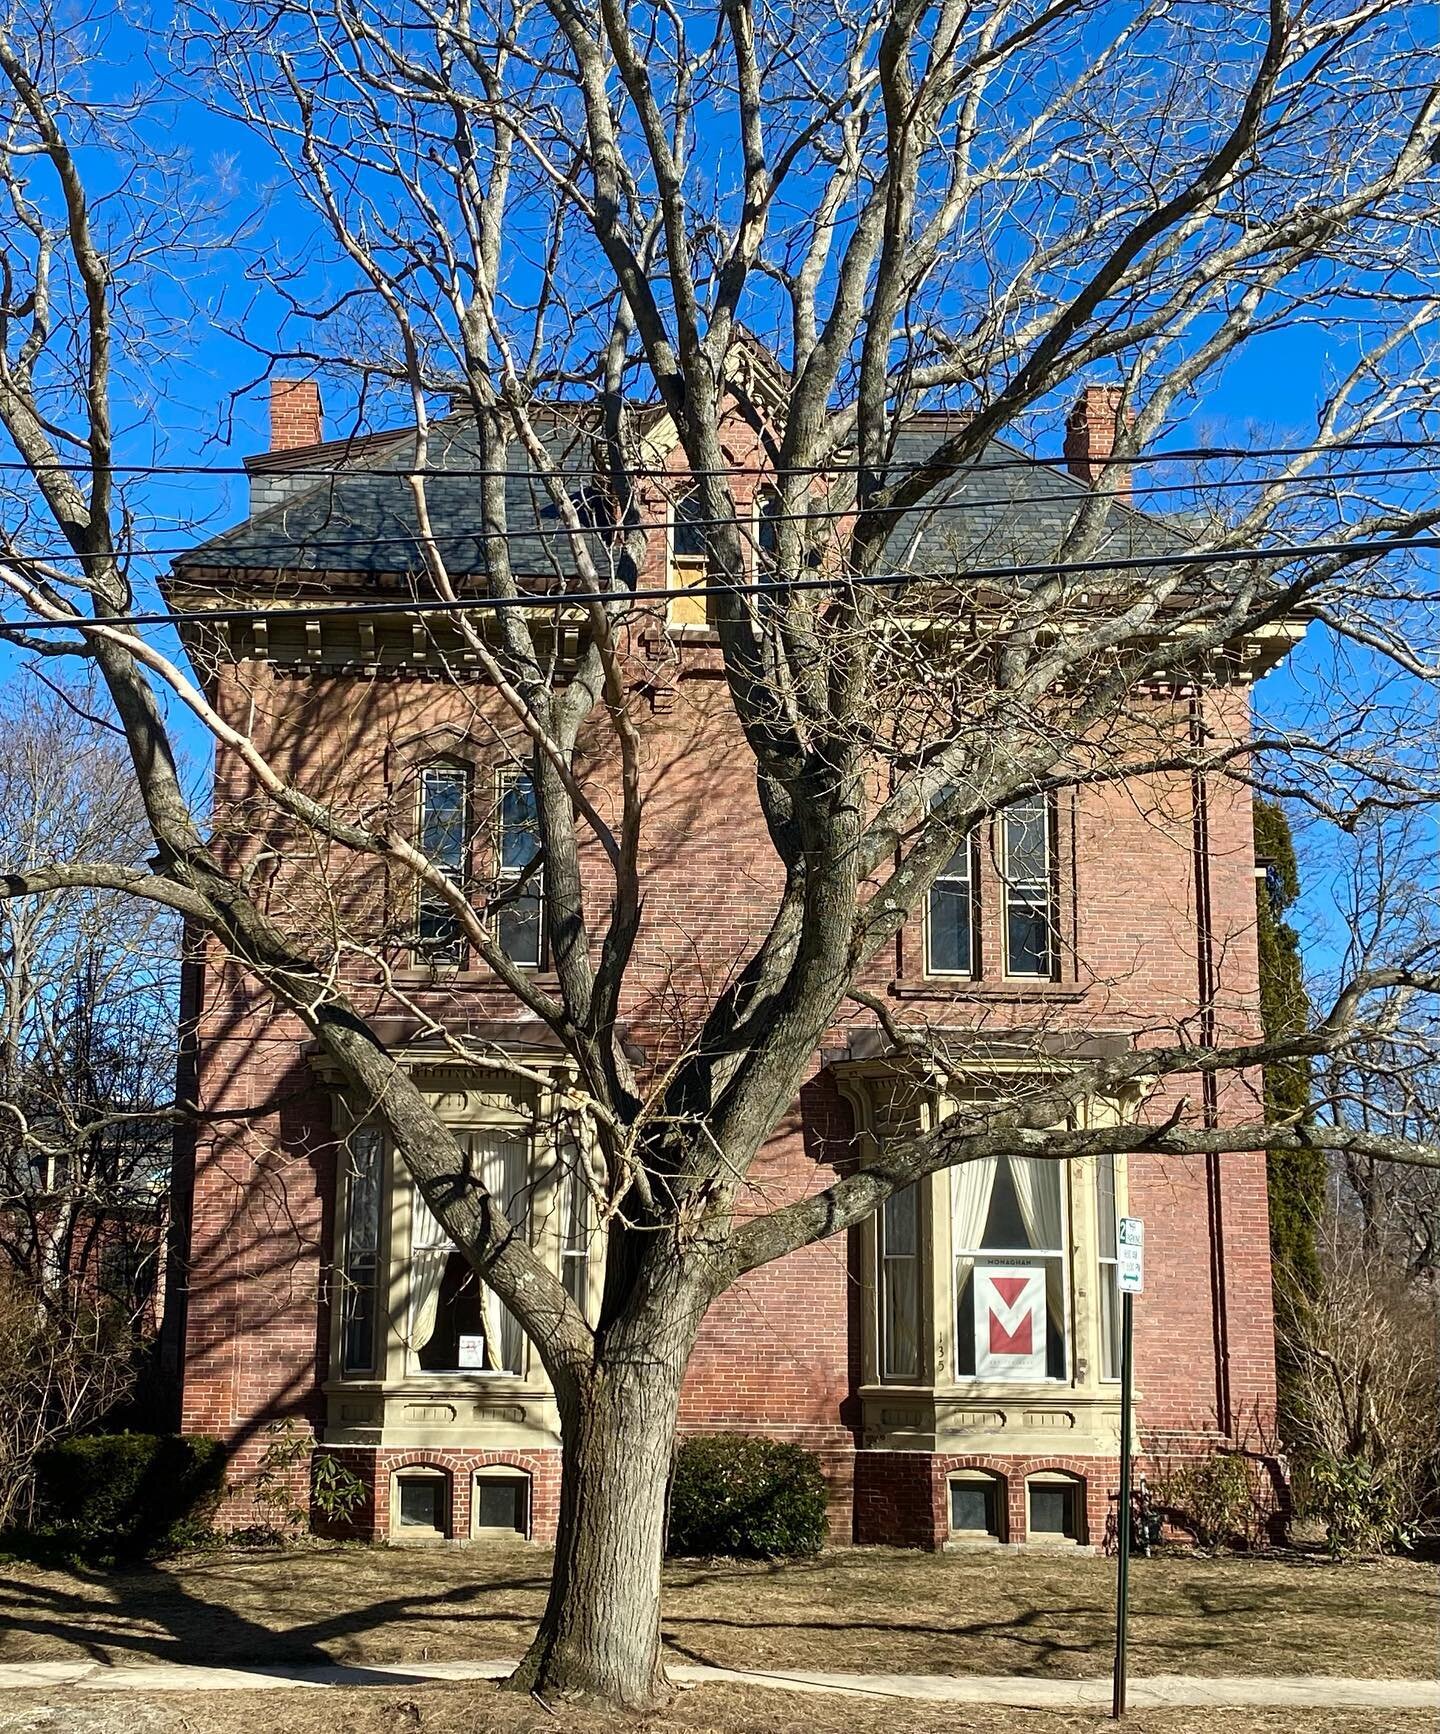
[3,6,1434,972]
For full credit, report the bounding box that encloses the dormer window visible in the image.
[416,764,470,964]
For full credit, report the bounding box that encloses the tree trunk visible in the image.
[507,1345,687,1710]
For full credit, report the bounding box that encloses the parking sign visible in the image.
[1117,1217,1144,1293]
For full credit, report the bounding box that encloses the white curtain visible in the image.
[1010,1155,1066,1328]
[407,1134,529,1371]
[408,1188,447,1355]
[951,1157,998,1253]
[474,1132,528,1373]
[1010,1156,1063,1251]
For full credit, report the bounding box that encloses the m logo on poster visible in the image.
[973,1266,1048,1380]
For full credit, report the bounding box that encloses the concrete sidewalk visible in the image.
[0,1658,1434,1711]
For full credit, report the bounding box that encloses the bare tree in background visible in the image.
[2,0,1440,1705]
[0,681,176,1523]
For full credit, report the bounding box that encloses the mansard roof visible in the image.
[172,405,1191,586]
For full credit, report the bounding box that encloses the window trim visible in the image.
[339,1128,384,1375]
[953,1154,1071,1386]
[1096,1154,1124,1384]
[407,1128,531,1380]
[947,1470,1006,1542]
[667,488,713,627]
[877,1182,923,1384]
[1026,1472,1085,1545]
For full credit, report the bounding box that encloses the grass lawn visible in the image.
[0,1541,1433,1684]
[0,1685,1434,1734]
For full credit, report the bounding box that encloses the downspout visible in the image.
[1190,689,1231,1439]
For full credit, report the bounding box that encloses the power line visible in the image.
[12,462,1440,565]
[4,530,1437,636]
[0,433,1436,484]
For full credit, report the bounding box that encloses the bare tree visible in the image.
[0,680,176,1525]
[2,0,1439,1707]
[0,680,176,1321]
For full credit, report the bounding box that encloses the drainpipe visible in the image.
[1190,689,1232,1439]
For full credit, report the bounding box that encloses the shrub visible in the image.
[253,1416,367,1535]
[1295,1452,1414,1557]
[1157,1452,1270,1551]
[0,1276,142,1532]
[35,1431,226,1558]
[668,1433,827,1559]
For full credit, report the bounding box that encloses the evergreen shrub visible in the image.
[35,1431,226,1557]
[668,1432,827,1558]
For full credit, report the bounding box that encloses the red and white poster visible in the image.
[973,1266,1048,1381]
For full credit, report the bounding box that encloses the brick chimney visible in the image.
[268,378,324,451]
[1064,385,1132,502]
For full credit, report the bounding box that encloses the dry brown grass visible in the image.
[0,1542,1432,1683]
[0,1684,1433,1734]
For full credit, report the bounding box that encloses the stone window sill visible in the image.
[889,981,1089,1005]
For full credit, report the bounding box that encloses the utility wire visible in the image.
[11,460,1440,564]
[0,433,1436,482]
[5,531,1438,635]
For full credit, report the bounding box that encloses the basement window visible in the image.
[1026,1474,1083,1544]
[392,1470,448,1540]
[472,1470,531,1538]
[948,1472,1003,1542]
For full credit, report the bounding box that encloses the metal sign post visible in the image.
[1112,1217,1144,1720]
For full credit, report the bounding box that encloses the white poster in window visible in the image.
[973,1266,1048,1381]
[457,1333,487,1370]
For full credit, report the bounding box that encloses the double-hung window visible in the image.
[560,1161,593,1316]
[927,833,976,975]
[669,489,713,626]
[496,770,543,967]
[1001,797,1056,978]
[339,1129,383,1374]
[417,764,469,963]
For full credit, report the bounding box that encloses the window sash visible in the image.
[496,770,543,967]
[1097,1155,1121,1381]
[879,1184,921,1382]
[340,1129,383,1374]
[417,766,469,963]
[409,1131,529,1375]
[1001,798,1055,977]
[560,1160,593,1316]
[926,836,975,976]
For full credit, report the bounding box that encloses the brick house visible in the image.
[163,366,1290,1551]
